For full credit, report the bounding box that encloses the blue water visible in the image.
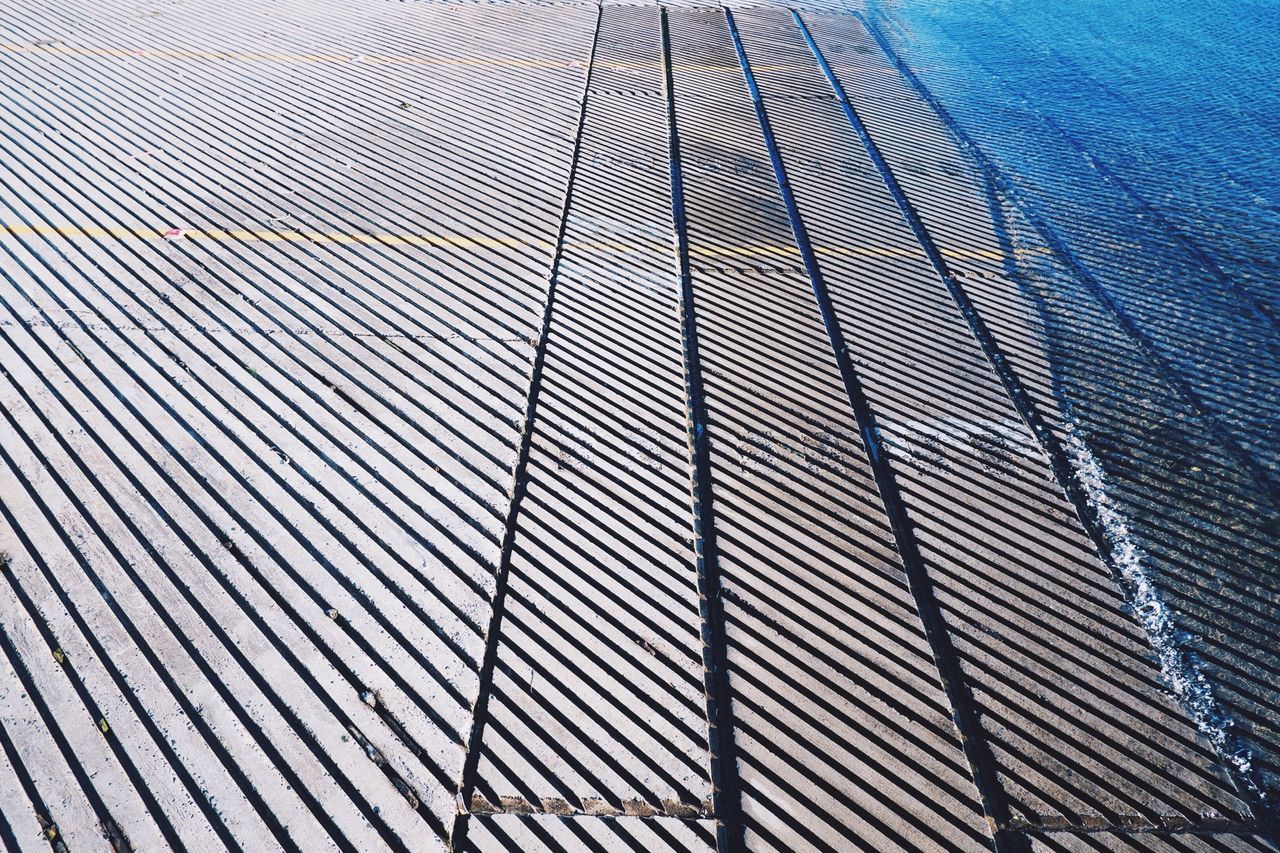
[855,0,1280,801]
[865,0,1280,483]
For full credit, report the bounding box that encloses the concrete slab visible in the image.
[798,9,1280,808]
[0,0,1274,850]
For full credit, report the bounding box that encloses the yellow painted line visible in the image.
[691,243,1015,262]
[1,41,575,70]
[0,42,802,74]
[1,222,661,254]
[1,221,554,250]
[1,222,1043,263]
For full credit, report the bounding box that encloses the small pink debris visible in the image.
[131,48,146,58]
[163,227,185,240]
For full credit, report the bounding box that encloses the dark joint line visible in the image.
[452,5,605,849]
[662,8,744,852]
[852,9,1280,510]
[823,9,1270,816]
[726,9,1023,851]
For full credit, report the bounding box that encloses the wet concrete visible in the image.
[0,0,1275,850]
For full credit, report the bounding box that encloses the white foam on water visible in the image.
[1061,412,1260,794]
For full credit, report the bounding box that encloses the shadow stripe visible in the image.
[471,5,716,825]
[669,6,994,849]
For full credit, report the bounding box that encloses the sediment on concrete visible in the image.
[0,0,1274,850]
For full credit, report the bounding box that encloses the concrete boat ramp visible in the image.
[0,0,1276,849]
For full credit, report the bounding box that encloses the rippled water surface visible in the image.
[861,0,1280,803]
[867,0,1280,477]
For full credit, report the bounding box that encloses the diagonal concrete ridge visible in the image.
[0,0,1275,850]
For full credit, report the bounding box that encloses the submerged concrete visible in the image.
[0,0,1275,850]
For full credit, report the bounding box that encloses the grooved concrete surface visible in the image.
[0,0,1274,850]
